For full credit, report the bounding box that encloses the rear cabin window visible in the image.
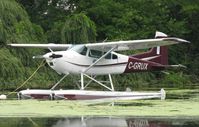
[112,54,118,59]
[105,53,112,59]
[105,53,118,59]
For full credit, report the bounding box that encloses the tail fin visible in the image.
[148,46,168,65]
[132,31,169,65]
[155,31,168,38]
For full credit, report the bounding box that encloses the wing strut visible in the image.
[81,73,115,91]
[80,46,117,91]
[51,73,69,90]
[109,74,114,91]
[81,73,84,90]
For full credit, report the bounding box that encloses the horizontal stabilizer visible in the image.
[168,64,187,68]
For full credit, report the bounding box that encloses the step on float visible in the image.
[17,89,166,101]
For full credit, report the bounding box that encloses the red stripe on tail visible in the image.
[131,46,168,65]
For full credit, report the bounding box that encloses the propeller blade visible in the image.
[33,55,44,59]
[33,53,63,59]
[49,54,63,59]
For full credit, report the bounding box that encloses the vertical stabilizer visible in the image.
[154,31,168,65]
[155,31,168,38]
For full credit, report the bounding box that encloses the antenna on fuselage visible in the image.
[103,38,108,43]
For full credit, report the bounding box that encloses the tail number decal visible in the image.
[128,62,148,70]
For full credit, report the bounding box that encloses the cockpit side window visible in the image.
[89,49,103,58]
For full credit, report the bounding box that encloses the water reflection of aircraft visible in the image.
[9,31,189,101]
[52,117,127,127]
[52,117,172,127]
[53,117,198,127]
[0,117,198,127]
[126,118,170,127]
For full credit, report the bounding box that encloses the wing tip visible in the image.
[155,31,190,43]
[163,38,190,44]
[7,44,14,47]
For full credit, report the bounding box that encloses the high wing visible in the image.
[8,32,189,51]
[8,43,72,50]
[85,37,190,52]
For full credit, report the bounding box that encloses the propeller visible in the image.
[33,53,63,59]
[33,48,63,59]
[32,55,44,59]
[49,53,63,59]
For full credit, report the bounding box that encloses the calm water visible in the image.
[0,117,199,127]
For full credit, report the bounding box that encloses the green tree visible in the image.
[47,13,96,44]
[61,13,96,44]
[17,0,74,31]
[0,0,49,90]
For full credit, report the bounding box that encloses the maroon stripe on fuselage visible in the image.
[65,61,127,67]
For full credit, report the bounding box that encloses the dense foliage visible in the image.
[0,0,199,92]
[47,13,96,44]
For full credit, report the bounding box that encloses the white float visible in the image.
[18,89,166,101]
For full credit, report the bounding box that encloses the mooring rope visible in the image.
[7,59,46,96]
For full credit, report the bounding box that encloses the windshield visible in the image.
[69,45,88,55]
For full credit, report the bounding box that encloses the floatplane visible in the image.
[9,31,189,101]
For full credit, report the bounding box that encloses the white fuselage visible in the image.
[44,45,128,75]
